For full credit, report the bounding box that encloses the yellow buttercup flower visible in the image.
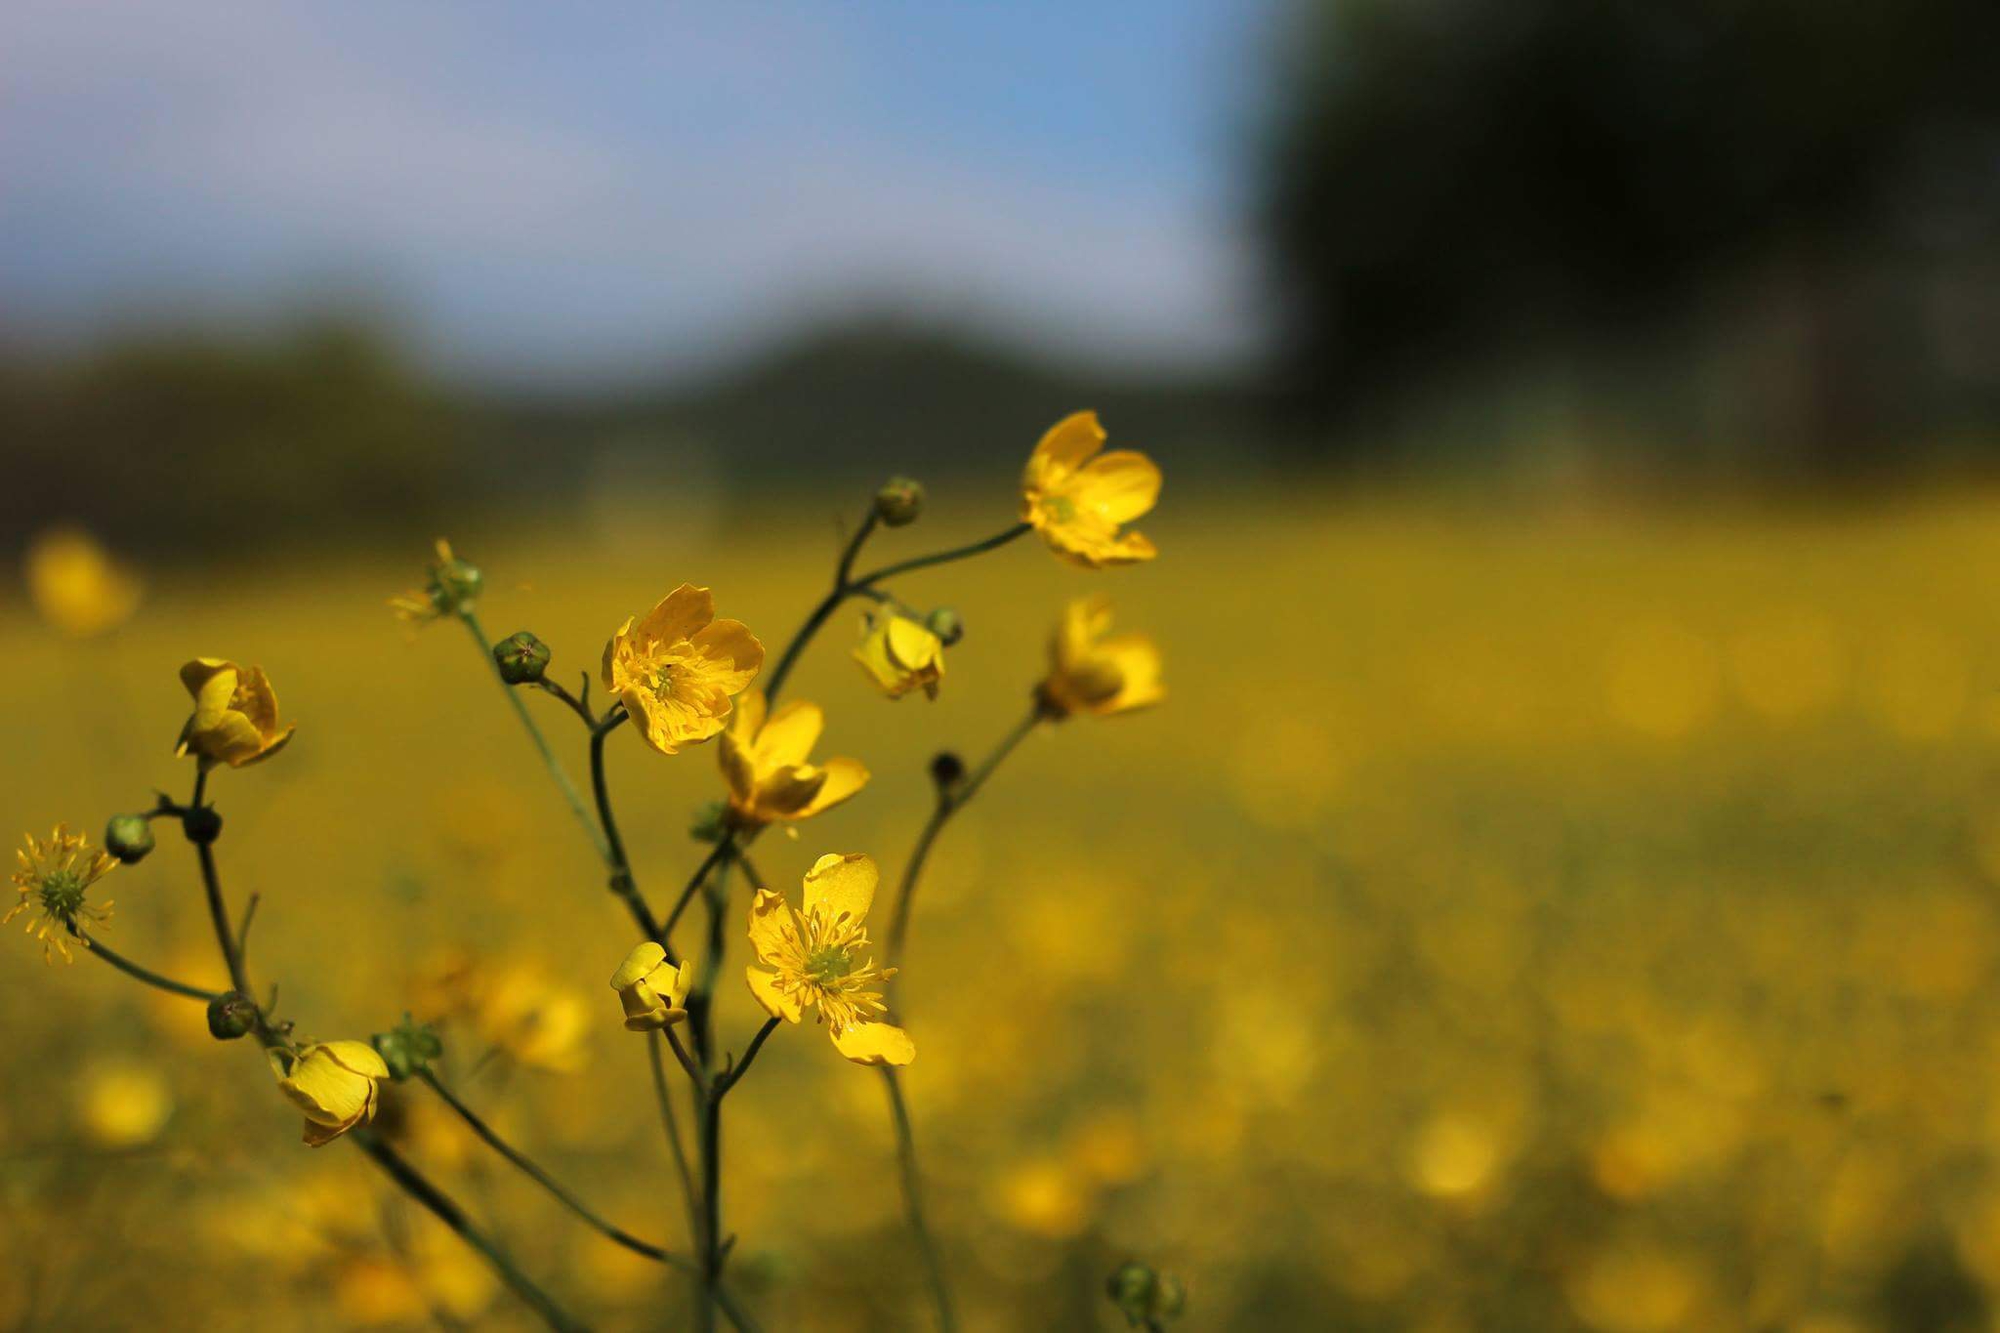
[389,539,483,625]
[1019,411,1160,568]
[7,824,115,963]
[175,658,296,769]
[852,614,945,701]
[275,1040,390,1146]
[719,690,870,829]
[745,853,914,1067]
[1039,597,1166,719]
[602,584,764,755]
[24,526,144,638]
[609,942,693,1032]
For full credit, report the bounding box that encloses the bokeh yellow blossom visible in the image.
[602,583,763,754]
[1039,596,1164,719]
[610,941,692,1031]
[719,689,870,828]
[175,658,296,768]
[76,1058,175,1147]
[275,1040,390,1146]
[852,613,945,700]
[473,963,592,1072]
[7,824,115,963]
[1019,410,1159,568]
[24,526,144,638]
[745,853,913,1066]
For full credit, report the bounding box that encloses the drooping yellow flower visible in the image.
[24,526,144,638]
[1019,411,1160,568]
[602,584,764,755]
[719,690,870,829]
[7,824,116,963]
[1039,597,1166,719]
[852,614,945,701]
[175,658,296,769]
[745,853,913,1067]
[609,942,693,1032]
[275,1040,390,1146]
[389,539,484,625]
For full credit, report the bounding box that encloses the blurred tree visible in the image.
[0,321,461,557]
[1260,0,2000,471]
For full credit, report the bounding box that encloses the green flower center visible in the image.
[804,945,855,987]
[1040,495,1078,524]
[38,870,85,919]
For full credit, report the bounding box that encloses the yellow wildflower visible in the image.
[24,526,144,638]
[1039,597,1166,719]
[7,824,116,963]
[474,964,592,1072]
[719,690,870,829]
[175,658,296,768]
[1019,411,1160,568]
[609,942,693,1032]
[275,1040,390,1146]
[745,853,913,1067]
[602,584,764,755]
[389,539,484,625]
[852,613,945,701]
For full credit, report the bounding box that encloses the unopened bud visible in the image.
[925,606,964,647]
[373,1017,444,1081]
[104,814,155,864]
[874,476,925,527]
[493,631,551,685]
[929,751,966,793]
[206,992,257,1041]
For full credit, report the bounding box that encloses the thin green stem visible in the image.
[649,1032,704,1252]
[417,1069,687,1272]
[697,1088,723,1333]
[763,511,879,705]
[882,1068,957,1333]
[354,1129,587,1333]
[72,928,220,1002]
[590,709,665,943]
[886,705,1046,968]
[665,835,735,950]
[848,521,1031,590]
[713,1018,781,1100]
[461,611,609,863]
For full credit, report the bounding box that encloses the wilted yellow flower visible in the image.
[1040,597,1165,719]
[24,526,144,638]
[745,853,913,1066]
[852,614,944,701]
[602,584,764,755]
[609,941,692,1032]
[1019,411,1159,568]
[719,690,870,829]
[7,824,115,963]
[275,1040,390,1146]
[175,658,296,769]
[389,539,484,625]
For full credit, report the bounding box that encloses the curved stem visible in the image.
[664,836,735,950]
[590,710,664,942]
[73,928,221,1002]
[714,1017,781,1100]
[462,610,609,862]
[882,1068,957,1333]
[417,1069,687,1272]
[354,1129,587,1333]
[763,511,879,705]
[849,521,1031,590]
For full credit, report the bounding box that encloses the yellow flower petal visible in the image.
[799,757,870,817]
[688,618,765,695]
[1070,449,1162,525]
[747,888,793,968]
[636,584,714,645]
[729,688,768,742]
[757,764,831,818]
[754,699,825,770]
[746,965,803,1022]
[610,941,667,990]
[803,852,877,925]
[831,1021,914,1067]
[1025,410,1106,484]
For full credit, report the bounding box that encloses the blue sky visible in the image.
[0,1,1276,383]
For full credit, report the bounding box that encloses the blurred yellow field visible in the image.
[6,489,2000,1329]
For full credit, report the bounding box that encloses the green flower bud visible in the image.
[103,814,155,864]
[874,476,925,527]
[929,750,966,793]
[1106,1261,1184,1327]
[493,631,551,685]
[206,992,257,1041]
[925,606,964,647]
[689,799,729,845]
[373,1016,445,1081]
[181,805,223,845]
